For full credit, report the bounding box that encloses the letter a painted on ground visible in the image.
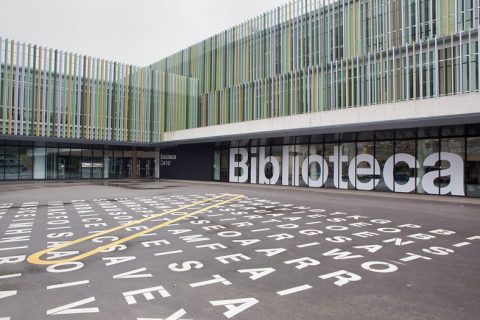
[209,297,258,318]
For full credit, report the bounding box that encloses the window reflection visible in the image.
[324,144,336,188]
[308,144,323,187]
[4,145,19,180]
[81,148,92,179]
[394,140,416,193]
[92,149,104,179]
[466,137,480,197]
[440,138,465,195]
[341,143,356,189]
[70,148,82,179]
[417,138,439,194]
[376,141,393,191]
[57,148,70,179]
[1,124,480,198]
[296,145,308,187]
[356,141,375,190]
[18,146,33,180]
[46,147,58,179]
[0,144,4,180]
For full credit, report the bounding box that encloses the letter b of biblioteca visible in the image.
[230,148,249,183]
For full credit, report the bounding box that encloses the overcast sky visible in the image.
[0,0,288,66]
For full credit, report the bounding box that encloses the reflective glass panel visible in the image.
[92,148,104,179]
[417,138,439,194]
[466,137,480,197]
[0,144,4,180]
[376,141,393,191]
[394,140,417,193]
[46,148,58,179]
[4,145,19,180]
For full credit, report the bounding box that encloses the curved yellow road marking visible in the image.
[27,194,243,265]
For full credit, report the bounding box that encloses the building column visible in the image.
[131,147,137,178]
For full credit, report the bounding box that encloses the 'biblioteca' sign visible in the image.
[229,146,464,196]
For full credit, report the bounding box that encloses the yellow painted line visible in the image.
[28,194,243,265]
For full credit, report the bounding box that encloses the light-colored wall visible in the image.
[164,93,480,143]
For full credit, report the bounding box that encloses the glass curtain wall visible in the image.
[46,147,58,179]
[375,130,395,192]
[0,144,4,180]
[296,144,309,187]
[394,140,417,193]
[0,142,155,180]
[4,144,19,180]
[81,148,92,179]
[309,135,324,188]
[18,144,33,180]
[70,147,82,179]
[222,124,480,197]
[92,148,104,179]
[466,136,480,197]
[137,150,156,178]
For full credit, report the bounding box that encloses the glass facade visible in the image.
[0,141,156,180]
[218,124,480,197]
[467,136,480,197]
[1,0,479,139]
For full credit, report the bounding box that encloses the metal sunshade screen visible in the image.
[0,38,198,143]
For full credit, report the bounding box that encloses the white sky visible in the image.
[0,0,288,66]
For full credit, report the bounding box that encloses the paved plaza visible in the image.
[0,180,479,319]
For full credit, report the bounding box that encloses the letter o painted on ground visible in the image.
[217,231,242,237]
[46,262,85,273]
[47,220,69,225]
[171,211,189,216]
[113,216,133,220]
[361,261,398,273]
[325,225,349,231]
[377,228,402,233]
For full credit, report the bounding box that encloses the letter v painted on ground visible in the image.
[46,297,99,315]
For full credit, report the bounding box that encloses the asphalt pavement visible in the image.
[0,180,479,320]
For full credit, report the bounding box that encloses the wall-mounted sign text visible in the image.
[160,154,177,166]
[229,146,464,195]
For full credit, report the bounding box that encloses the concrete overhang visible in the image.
[161,93,480,146]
